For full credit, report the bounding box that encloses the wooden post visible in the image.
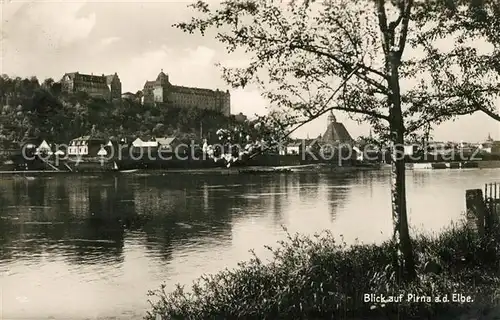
[466,189,487,237]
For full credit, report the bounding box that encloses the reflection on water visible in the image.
[1,169,499,319]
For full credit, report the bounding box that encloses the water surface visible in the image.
[1,169,499,319]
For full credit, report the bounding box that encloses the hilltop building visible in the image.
[141,70,231,117]
[60,72,122,102]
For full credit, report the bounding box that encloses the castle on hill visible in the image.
[141,70,231,117]
[59,69,231,117]
[60,72,122,102]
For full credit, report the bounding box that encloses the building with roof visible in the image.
[130,136,188,159]
[478,133,495,153]
[321,111,354,145]
[280,138,321,155]
[60,72,122,102]
[131,137,158,148]
[141,70,231,116]
[36,140,52,155]
[68,136,106,157]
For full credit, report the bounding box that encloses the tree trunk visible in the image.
[390,127,417,282]
[388,54,417,282]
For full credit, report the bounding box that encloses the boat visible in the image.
[461,161,479,168]
[119,169,139,173]
[238,168,293,174]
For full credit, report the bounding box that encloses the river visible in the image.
[1,168,499,319]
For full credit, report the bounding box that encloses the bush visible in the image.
[145,224,500,320]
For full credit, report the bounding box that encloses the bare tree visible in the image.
[176,0,500,281]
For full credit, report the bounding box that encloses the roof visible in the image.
[156,71,169,83]
[142,72,229,95]
[322,122,353,144]
[97,147,108,156]
[63,72,77,80]
[156,137,177,145]
[171,85,228,95]
[71,135,105,142]
[38,140,51,150]
[132,137,159,147]
[132,138,144,147]
[142,141,158,147]
[62,72,107,83]
[287,141,303,148]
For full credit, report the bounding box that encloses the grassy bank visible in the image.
[145,222,500,319]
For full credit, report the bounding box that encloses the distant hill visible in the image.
[0,74,239,146]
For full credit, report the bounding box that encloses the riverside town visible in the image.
[2,1,500,320]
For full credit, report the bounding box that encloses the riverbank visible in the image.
[0,163,380,176]
[1,160,499,177]
[145,223,500,320]
[479,160,500,168]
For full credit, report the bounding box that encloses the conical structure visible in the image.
[327,111,336,124]
[321,111,353,144]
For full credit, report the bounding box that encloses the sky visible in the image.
[1,0,499,142]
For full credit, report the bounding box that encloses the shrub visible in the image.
[145,224,500,320]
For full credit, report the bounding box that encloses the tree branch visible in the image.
[397,0,413,58]
[325,106,390,121]
[406,107,474,133]
[299,44,389,80]
[293,44,390,94]
[375,0,391,55]
[244,63,376,161]
[253,34,389,80]
[478,105,500,122]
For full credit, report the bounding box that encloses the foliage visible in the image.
[0,74,240,145]
[174,0,500,282]
[205,111,291,165]
[175,0,500,140]
[145,222,500,320]
[413,0,500,123]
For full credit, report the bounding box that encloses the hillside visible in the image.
[0,75,239,147]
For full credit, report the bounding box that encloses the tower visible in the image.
[156,69,169,85]
[328,111,337,124]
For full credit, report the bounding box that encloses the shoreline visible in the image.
[1,160,499,176]
[145,222,500,320]
[0,164,376,176]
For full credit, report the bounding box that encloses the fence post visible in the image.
[466,189,487,237]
